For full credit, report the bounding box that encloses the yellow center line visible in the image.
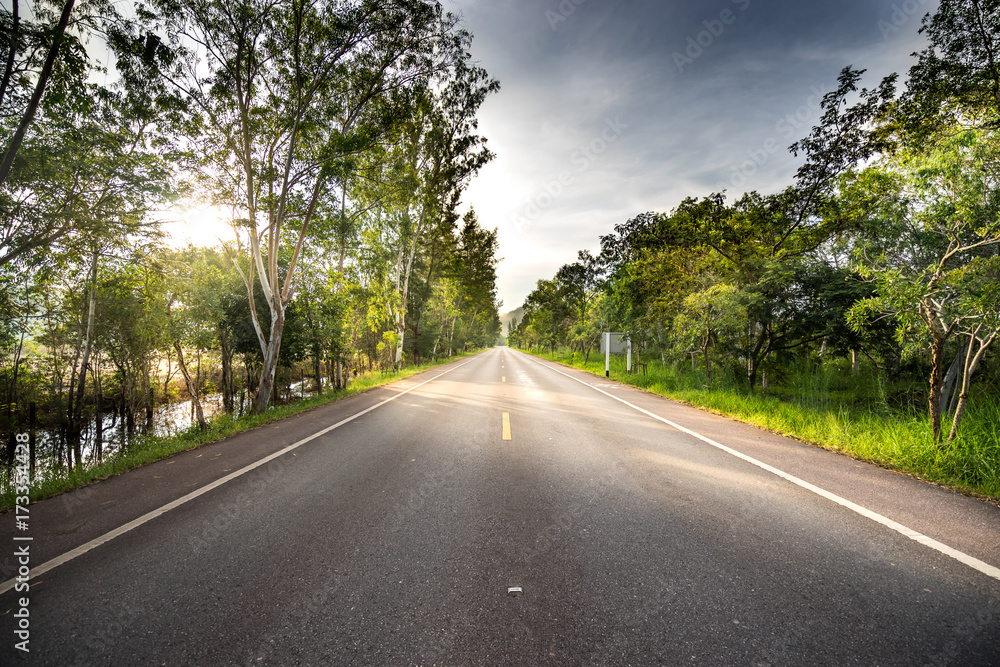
[502,412,512,441]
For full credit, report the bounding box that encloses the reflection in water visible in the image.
[15,378,320,481]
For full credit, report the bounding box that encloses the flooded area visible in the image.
[7,378,321,482]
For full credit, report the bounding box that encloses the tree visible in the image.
[849,128,1000,441]
[295,251,348,392]
[162,246,233,430]
[1,57,176,271]
[555,250,601,322]
[453,211,501,348]
[900,0,1000,137]
[520,278,574,352]
[673,283,743,390]
[144,0,465,412]
[92,243,168,443]
[362,56,497,368]
[0,0,78,186]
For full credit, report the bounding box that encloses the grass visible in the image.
[1,351,481,511]
[527,347,1000,503]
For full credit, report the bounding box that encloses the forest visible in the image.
[509,1,1000,498]
[0,0,502,487]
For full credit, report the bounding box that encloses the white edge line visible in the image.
[0,358,476,595]
[520,351,1000,584]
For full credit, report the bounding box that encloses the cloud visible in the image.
[448,0,934,309]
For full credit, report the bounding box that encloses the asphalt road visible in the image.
[2,347,999,665]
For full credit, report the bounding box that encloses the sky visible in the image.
[446,0,939,313]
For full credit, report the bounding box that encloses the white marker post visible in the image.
[602,332,627,378]
[604,332,610,377]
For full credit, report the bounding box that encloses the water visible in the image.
[7,377,331,483]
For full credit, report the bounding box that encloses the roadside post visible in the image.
[601,332,629,377]
[604,332,610,377]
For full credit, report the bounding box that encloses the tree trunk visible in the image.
[71,246,99,439]
[66,338,82,434]
[948,331,996,442]
[0,0,76,187]
[395,221,423,369]
[252,306,286,414]
[143,361,154,434]
[313,353,322,395]
[71,429,82,470]
[220,327,234,413]
[928,333,947,443]
[0,0,20,113]
[702,334,712,391]
[164,350,173,402]
[93,366,102,462]
[174,342,206,430]
[939,338,966,418]
[411,310,421,365]
[747,322,771,392]
[447,315,458,357]
[394,320,405,368]
[126,402,135,439]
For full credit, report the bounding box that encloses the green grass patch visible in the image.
[1,351,482,511]
[528,347,1000,503]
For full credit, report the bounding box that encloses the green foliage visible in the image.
[514,0,1000,448]
[0,1,501,486]
[900,0,1000,137]
[847,127,1000,440]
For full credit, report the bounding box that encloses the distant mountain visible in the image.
[499,307,524,336]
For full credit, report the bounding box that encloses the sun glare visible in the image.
[163,204,234,249]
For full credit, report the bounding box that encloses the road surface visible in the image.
[2,348,999,665]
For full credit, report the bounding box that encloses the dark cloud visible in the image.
[448,0,937,309]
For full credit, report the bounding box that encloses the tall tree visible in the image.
[849,128,1000,442]
[901,0,1000,137]
[368,55,497,368]
[0,0,77,186]
[144,0,466,412]
[1,2,176,270]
